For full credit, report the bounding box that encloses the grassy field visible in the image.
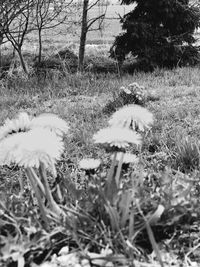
[1,65,200,266]
[1,3,200,266]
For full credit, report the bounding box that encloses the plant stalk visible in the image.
[26,168,48,228]
[115,152,124,187]
[39,163,62,216]
[29,167,45,197]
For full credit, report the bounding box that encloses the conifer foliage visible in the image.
[110,0,200,70]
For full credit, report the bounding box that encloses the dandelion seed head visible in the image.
[108,104,154,131]
[16,149,57,176]
[79,158,101,170]
[0,132,27,166]
[16,128,64,162]
[0,128,64,175]
[0,112,31,141]
[93,127,141,149]
[30,113,69,137]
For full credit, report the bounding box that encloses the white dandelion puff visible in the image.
[0,129,64,175]
[79,158,101,170]
[30,113,69,137]
[108,104,154,131]
[0,112,31,141]
[93,127,141,148]
[0,132,26,166]
[15,129,64,173]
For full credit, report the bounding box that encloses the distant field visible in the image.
[39,4,133,42]
[86,3,135,42]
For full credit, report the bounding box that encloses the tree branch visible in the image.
[87,0,100,11]
[87,13,105,30]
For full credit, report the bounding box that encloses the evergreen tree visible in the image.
[110,0,200,70]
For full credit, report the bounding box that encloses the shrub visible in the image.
[103,82,146,114]
[33,47,78,74]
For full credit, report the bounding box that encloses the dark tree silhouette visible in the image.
[110,0,200,70]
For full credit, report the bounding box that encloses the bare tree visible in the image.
[78,0,108,71]
[0,0,78,73]
[33,0,76,63]
[0,0,36,73]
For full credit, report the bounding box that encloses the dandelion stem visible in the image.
[39,163,62,216]
[18,168,24,197]
[115,152,124,187]
[56,184,63,203]
[128,209,135,240]
[107,152,117,185]
[25,168,48,228]
[29,168,45,197]
[104,152,118,204]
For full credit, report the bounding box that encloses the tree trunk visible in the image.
[17,47,29,74]
[38,27,42,63]
[0,23,4,70]
[78,0,89,72]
